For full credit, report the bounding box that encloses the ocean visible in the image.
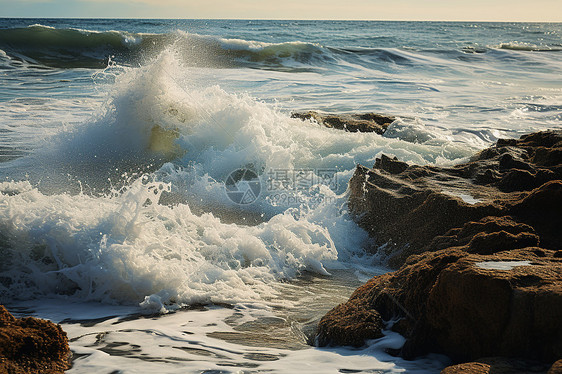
[0,19,561,373]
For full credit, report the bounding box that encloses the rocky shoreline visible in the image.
[316,129,562,373]
[1,125,560,373]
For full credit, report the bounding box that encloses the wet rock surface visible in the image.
[348,130,562,266]
[319,248,562,362]
[0,305,70,374]
[291,111,395,134]
[441,357,553,374]
[317,130,562,367]
[316,299,384,348]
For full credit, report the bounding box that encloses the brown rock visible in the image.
[317,248,562,362]
[348,130,562,267]
[426,252,562,362]
[428,216,538,252]
[374,154,409,175]
[348,163,501,266]
[291,111,395,134]
[0,305,70,374]
[317,249,469,352]
[442,362,492,374]
[318,130,562,365]
[465,230,540,254]
[442,357,552,374]
[509,180,562,250]
[316,298,384,347]
[549,360,562,374]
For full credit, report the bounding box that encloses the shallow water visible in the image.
[1,19,561,373]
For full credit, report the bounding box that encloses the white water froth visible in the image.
[0,50,478,311]
[9,299,448,373]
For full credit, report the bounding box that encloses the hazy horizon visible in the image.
[2,17,562,22]
[1,0,561,22]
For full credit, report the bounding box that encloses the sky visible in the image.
[1,0,561,21]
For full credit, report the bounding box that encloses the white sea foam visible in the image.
[9,299,448,373]
[442,190,482,205]
[491,41,562,52]
[27,23,56,29]
[0,177,346,309]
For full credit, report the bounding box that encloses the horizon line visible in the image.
[1,16,561,23]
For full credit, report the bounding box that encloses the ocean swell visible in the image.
[0,24,334,70]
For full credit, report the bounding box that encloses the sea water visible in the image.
[0,19,561,373]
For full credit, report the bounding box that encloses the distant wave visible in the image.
[462,42,562,54]
[4,24,560,73]
[0,24,336,70]
[333,47,414,63]
[0,24,147,68]
[494,41,562,52]
[0,24,446,71]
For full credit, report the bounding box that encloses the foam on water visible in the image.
[0,51,479,310]
[492,41,562,52]
[9,299,448,373]
[1,176,351,309]
[5,48,544,312]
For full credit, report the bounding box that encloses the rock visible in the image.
[426,252,561,362]
[318,130,562,365]
[509,180,562,250]
[0,305,70,374]
[291,111,395,134]
[374,154,409,175]
[549,360,562,374]
[348,164,501,267]
[316,248,562,363]
[428,216,539,254]
[316,298,384,347]
[442,362,492,374]
[348,130,562,267]
[317,249,468,351]
[441,357,552,374]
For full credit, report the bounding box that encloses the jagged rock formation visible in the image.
[317,130,562,369]
[348,130,562,267]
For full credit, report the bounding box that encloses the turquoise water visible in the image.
[0,19,561,373]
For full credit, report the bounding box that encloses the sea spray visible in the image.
[0,52,468,315]
[0,48,494,311]
[0,174,344,309]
